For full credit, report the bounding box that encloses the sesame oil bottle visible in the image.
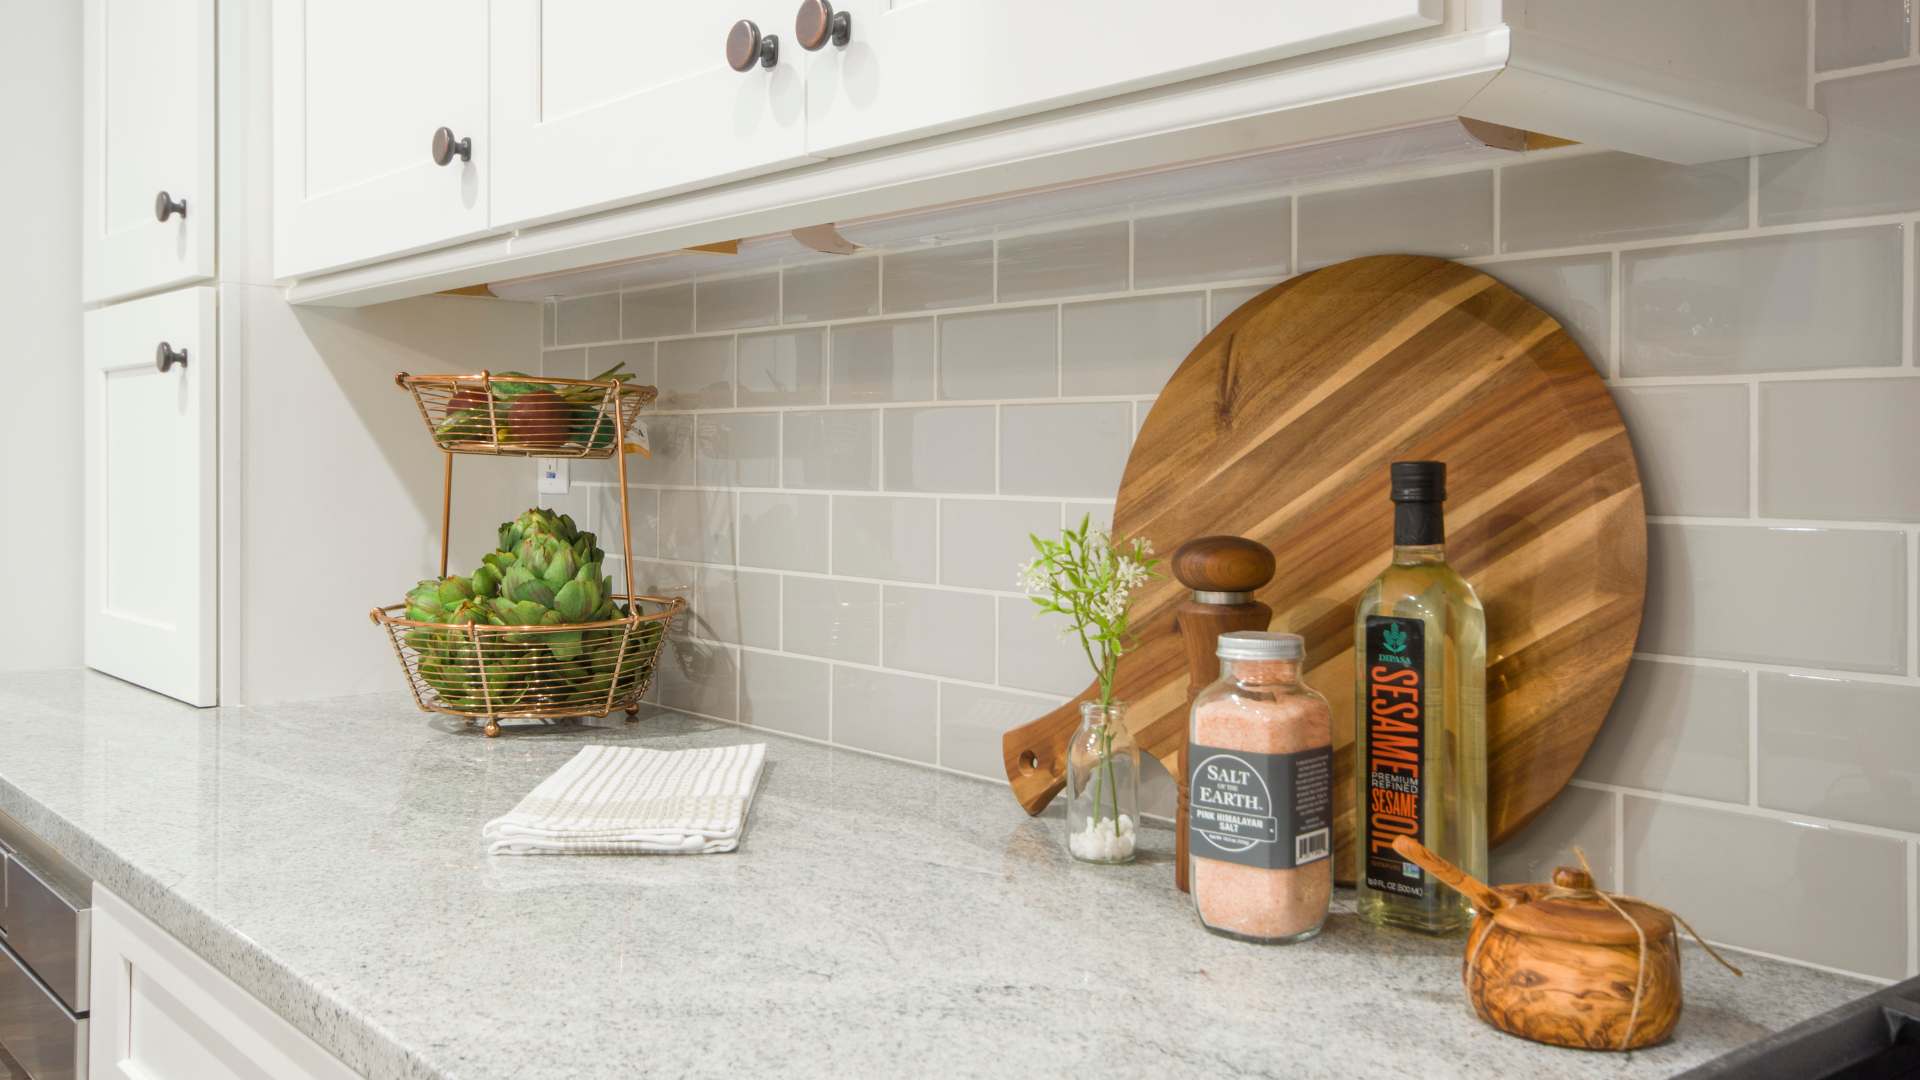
[1352,462,1487,934]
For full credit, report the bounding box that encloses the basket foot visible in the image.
[624,707,640,723]
[482,720,502,738]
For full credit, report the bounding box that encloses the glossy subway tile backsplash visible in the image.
[535,41,1920,981]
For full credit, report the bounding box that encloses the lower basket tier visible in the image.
[372,595,683,728]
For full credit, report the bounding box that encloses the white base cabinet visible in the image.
[89,886,357,1080]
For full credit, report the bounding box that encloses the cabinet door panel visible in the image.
[805,0,1443,156]
[490,0,815,229]
[83,288,217,708]
[83,0,215,303]
[273,0,490,278]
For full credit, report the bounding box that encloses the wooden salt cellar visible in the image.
[1392,835,1687,1052]
[1170,536,1276,893]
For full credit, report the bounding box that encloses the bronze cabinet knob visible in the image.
[430,126,472,167]
[794,0,851,50]
[153,191,187,222]
[726,18,779,70]
[154,342,188,373]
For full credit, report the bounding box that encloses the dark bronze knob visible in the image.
[726,19,779,71]
[155,342,188,373]
[154,191,187,222]
[431,127,472,167]
[794,0,851,50]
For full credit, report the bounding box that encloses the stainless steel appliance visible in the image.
[0,811,87,1080]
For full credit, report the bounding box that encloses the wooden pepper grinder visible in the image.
[1170,536,1277,893]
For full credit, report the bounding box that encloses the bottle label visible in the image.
[1188,743,1333,870]
[1363,615,1427,898]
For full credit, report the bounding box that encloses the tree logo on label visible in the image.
[1382,622,1408,656]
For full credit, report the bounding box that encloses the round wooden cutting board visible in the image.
[1002,255,1645,881]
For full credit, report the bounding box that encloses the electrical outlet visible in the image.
[537,457,569,494]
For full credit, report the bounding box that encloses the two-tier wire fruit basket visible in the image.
[371,370,684,737]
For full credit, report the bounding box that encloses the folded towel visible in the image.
[483,743,767,855]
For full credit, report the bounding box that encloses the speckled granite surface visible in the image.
[0,671,1872,1079]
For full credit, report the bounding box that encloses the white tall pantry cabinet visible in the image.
[81,0,222,707]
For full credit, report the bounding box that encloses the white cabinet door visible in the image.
[804,0,1444,156]
[82,0,216,304]
[490,0,815,229]
[90,887,358,1080]
[273,0,490,278]
[83,287,217,708]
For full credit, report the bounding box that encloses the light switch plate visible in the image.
[537,457,569,494]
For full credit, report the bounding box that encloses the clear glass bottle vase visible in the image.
[1066,701,1139,864]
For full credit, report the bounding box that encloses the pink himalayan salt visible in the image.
[1191,659,1332,941]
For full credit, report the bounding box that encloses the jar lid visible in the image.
[1216,631,1302,660]
[1488,868,1675,946]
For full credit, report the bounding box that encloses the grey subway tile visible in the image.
[940,498,1060,590]
[997,596,1091,696]
[740,652,830,740]
[737,328,827,407]
[999,403,1131,498]
[1486,254,1610,370]
[1623,795,1909,979]
[1299,171,1493,269]
[1503,152,1748,252]
[586,485,659,561]
[621,284,694,339]
[555,292,621,345]
[882,242,994,313]
[1815,0,1912,70]
[995,222,1129,302]
[1760,377,1920,522]
[737,492,829,572]
[1610,385,1750,517]
[831,666,938,763]
[656,337,735,410]
[1759,67,1920,223]
[1622,228,1903,376]
[881,586,995,682]
[541,301,555,346]
[1642,524,1907,673]
[539,347,585,378]
[1490,786,1617,889]
[694,413,780,488]
[585,341,655,385]
[782,577,879,663]
[1577,660,1749,802]
[626,414,696,486]
[832,495,937,583]
[938,307,1058,401]
[653,639,738,720]
[782,257,879,324]
[1758,672,1920,833]
[782,409,879,491]
[941,684,1057,778]
[657,489,735,565]
[693,567,780,649]
[695,273,779,331]
[1133,197,1291,289]
[1061,293,1204,397]
[830,319,936,404]
[1209,284,1274,329]
[882,406,995,494]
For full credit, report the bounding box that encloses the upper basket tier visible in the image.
[397,371,658,458]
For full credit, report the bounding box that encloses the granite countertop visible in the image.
[0,671,1871,1079]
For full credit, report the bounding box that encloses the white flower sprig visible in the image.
[1018,516,1160,709]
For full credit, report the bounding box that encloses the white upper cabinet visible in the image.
[83,287,218,709]
[83,0,216,304]
[801,0,1444,156]
[273,0,491,278]
[489,0,814,229]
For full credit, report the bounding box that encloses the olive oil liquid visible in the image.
[1353,543,1487,934]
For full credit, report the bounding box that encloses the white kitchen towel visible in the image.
[483,743,767,855]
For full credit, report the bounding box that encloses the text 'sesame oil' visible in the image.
[1352,462,1487,934]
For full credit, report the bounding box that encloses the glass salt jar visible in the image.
[1187,631,1334,944]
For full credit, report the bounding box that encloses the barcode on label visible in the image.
[1294,828,1330,864]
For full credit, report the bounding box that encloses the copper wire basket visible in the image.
[376,370,671,736]
[397,371,657,457]
[372,594,684,737]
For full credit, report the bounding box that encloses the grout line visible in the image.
[1747,154,1759,230]
[1748,381,1762,518]
[1806,0,1817,109]
[1629,651,1920,688]
[1910,529,1918,678]
[1646,513,1908,531]
[1904,220,1915,368]
[1811,53,1920,80]
[1747,669,1761,808]
[1126,218,1136,291]
[1055,304,1065,397]
[990,236,1000,303]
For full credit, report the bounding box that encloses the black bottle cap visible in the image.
[1390,461,1446,503]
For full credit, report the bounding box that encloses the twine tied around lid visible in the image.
[1465,847,1744,1052]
